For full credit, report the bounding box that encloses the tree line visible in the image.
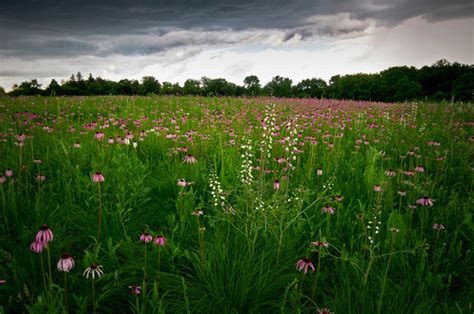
[2,59,473,102]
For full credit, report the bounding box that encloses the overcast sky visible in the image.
[0,0,473,90]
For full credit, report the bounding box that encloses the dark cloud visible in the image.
[0,0,472,59]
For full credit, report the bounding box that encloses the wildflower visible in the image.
[183,154,197,164]
[73,142,81,148]
[107,137,114,144]
[57,253,75,272]
[373,185,382,192]
[128,284,142,295]
[192,210,204,216]
[311,241,329,248]
[317,308,334,314]
[177,179,193,187]
[334,195,344,202]
[398,190,407,196]
[389,227,400,233]
[154,235,167,247]
[0,176,6,184]
[94,132,105,140]
[321,204,335,215]
[140,233,153,244]
[5,169,13,177]
[92,172,104,183]
[408,204,417,209]
[30,240,44,253]
[36,224,53,244]
[416,196,435,206]
[385,169,396,176]
[36,174,46,182]
[83,264,104,279]
[414,165,425,173]
[432,223,445,230]
[296,257,315,274]
[16,133,26,142]
[316,168,323,176]
[0,279,5,285]
[274,180,280,190]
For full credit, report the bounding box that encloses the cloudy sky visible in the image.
[0,0,473,90]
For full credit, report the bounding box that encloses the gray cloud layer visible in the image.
[0,0,472,85]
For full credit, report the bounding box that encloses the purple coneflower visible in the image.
[321,204,335,215]
[296,257,315,274]
[36,224,53,244]
[311,241,329,248]
[92,172,105,183]
[128,284,142,295]
[154,235,167,247]
[73,142,81,148]
[140,232,153,244]
[94,132,104,140]
[416,196,435,206]
[398,190,407,196]
[317,308,335,314]
[432,223,445,230]
[316,168,323,176]
[415,165,425,173]
[0,279,5,285]
[30,240,44,253]
[0,176,6,184]
[5,169,13,177]
[389,227,400,233]
[177,179,193,187]
[83,264,104,279]
[385,169,396,176]
[57,253,75,272]
[107,137,114,144]
[274,180,280,190]
[191,210,204,216]
[36,174,46,182]
[183,154,197,164]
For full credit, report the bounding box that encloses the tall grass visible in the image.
[0,96,472,313]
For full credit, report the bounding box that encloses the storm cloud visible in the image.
[0,0,472,89]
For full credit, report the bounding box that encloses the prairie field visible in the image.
[0,96,473,313]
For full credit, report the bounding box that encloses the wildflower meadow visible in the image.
[0,96,472,313]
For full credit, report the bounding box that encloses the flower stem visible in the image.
[92,279,96,314]
[64,272,68,311]
[97,182,103,244]
[46,246,52,286]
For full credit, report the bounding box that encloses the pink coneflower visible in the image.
[128,284,142,295]
[154,235,167,247]
[389,227,400,233]
[36,224,53,244]
[436,156,445,161]
[83,264,104,279]
[432,223,445,230]
[296,257,315,274]
[177,179,193,187]
[401,170,415,176]
[107,137,114,144]
[36,174,46,182]
[317,308,334,314]
[73,142,81,148]
[0,279,6,285]
[5,169,13,177]
[30,240,44,253]
[94,132,105,140]
[316,168,323,176]
[415,165,425,173]
[334,195,344,202]
[191,210,204,216]
[57,253,75,272]
[416,196,435,206]
[140,232,153,244]
[33,159,42,164]
[321,204,335,215]
[183,154,197,164]
[311,241,329,248]
[16,133,26,142]
[398,190,407,196]
[92,172,104,183]
[373,185,382,192]
[385,169,396,176]
[0,176,6,184]
[408,204,417,209]
[274,180,280,190]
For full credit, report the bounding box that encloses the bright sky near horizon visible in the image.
[0,0,473,90]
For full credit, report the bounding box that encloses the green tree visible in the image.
[243,75,261,96]
[264,76,293,97]
[294,78,327,98]
[183,79,201,95]
[141,76,161,95]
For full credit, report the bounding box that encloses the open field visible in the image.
[0,96,473,313]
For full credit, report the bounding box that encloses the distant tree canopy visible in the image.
[5,60,474,102]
